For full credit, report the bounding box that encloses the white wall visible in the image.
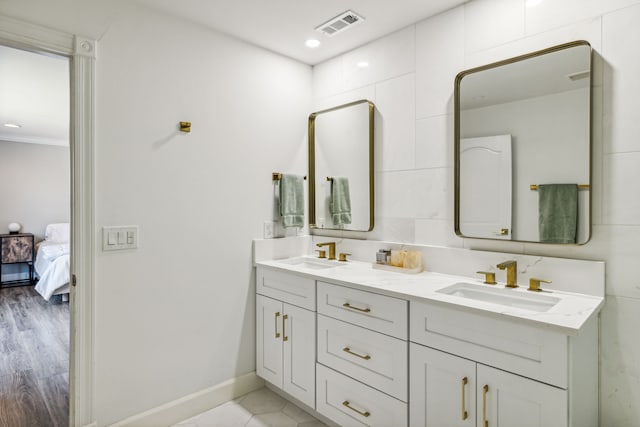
[0,140,70,240]
[0,1,311,425]
[0,140,69,279]
[93,6,310,426]
[312,1,640,425]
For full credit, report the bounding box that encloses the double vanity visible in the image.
[254,241,603,427]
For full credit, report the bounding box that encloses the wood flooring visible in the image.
[0,286,69,427]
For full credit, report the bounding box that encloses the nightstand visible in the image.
[0,233,35,288]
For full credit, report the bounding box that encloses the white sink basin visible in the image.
[278,257,346,270]
[437,282,560,312]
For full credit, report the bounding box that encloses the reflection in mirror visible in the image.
[309,100,374,231]
[455,41,591,244]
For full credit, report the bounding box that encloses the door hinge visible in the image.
[72,274,77,287]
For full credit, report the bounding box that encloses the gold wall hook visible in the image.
[179,121,191,133]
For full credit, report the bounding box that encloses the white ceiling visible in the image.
[0,1,467,146]
[135,0,468,65]
[0,45,70,147]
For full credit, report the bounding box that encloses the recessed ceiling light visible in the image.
[305,39,321,48]
[525,0,543,7]
[357,61,369,68]
[3,123,21,128]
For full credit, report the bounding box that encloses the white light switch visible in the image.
[102,226,139,251]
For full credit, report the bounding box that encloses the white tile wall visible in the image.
[311,0,640,423]
[313,85,375,112]
[603,152,640,224]
[464,16,603,68]
[342,26,415,90]
[415,114,453,169]
[415,219,463,248]
[526,0,639,36]
[375,74,416,172]
[602,3,640,154]
[600,296,640,426]
[463,0,525,54]
[415,7,464,118]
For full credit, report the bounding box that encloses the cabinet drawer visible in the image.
[256,267,315,310]
[410,300,568,388]
[316,363,407,427]
[317,282,408,339]
[317,314,408,401]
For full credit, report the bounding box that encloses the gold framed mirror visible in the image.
[454,40,592,244]
[308,99,374,232]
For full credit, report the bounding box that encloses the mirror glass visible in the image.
[455,41,591,244]
[309,100,374,231]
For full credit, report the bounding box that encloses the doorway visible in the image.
[0,44,71,426]
[0,13,97,427]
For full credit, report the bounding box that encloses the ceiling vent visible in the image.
[315,10,365,37]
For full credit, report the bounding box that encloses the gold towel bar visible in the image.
[272,172,306,181]
[530,184,590,191]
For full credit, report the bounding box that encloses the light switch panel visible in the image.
[102,226,138,251]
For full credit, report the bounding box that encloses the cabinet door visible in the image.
[256,294,283,388]
[477,365,567,427]
[410,343,475,427]
[283,303,316,408]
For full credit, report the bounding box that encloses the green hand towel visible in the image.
[330,177,352,226]
[538,184,578,243]
[279,174,304,228]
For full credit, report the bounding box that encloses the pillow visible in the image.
[45,223,70,242]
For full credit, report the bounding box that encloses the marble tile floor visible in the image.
[173,387,329,427]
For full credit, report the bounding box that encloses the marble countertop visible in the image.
[256,256,605,335]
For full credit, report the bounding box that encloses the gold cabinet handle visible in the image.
[482,384,489,427]
[274,312,280,338]
[282,314,289,342]
[342,302,371,313]
[342,400,370,418]
[461,377,468,420]
[343,347,371,360]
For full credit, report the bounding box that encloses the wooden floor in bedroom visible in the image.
[0,285,69,427]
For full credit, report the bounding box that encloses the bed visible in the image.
[35,223,70,301]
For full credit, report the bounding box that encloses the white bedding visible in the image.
[35,240,70,300]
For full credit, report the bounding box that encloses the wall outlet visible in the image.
[263,221,276,239]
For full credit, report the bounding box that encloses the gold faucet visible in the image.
[496,260,518,288]
[316,242,337,260]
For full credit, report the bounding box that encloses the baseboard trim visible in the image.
[108,372,264,427]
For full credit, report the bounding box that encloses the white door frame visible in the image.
[0,15,96,427]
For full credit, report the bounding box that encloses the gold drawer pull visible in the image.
[342,400,370,418]
[282,314,289,342]
[461,376,468,420]
[343,347,371,360]
[274,312,280,338]
[482,384,489,427]
[342,302,371,313]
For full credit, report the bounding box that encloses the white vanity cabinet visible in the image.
[315,281,409,427]
[410,344,566,427]
[409,300,598,427]
[256,267,316,408]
